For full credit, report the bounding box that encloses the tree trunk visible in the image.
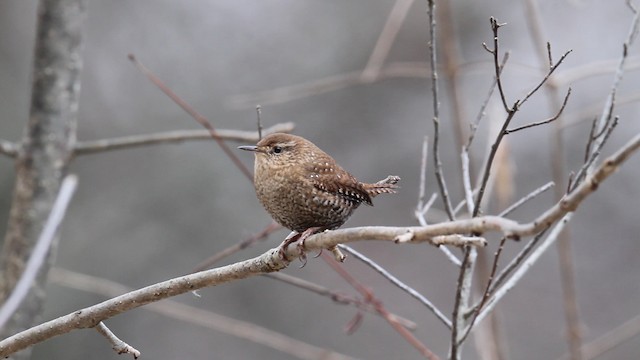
[0,0,86,357]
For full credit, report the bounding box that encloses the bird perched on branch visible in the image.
[239,133,400,260]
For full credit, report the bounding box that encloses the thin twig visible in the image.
[321,253,440,360]
[475,214,573,325]
[73,123,295,156]
[360,0,415,82]
[416,136,429,212]
[571,117,620,192]
[498,181,555,217]
[487,17,510,112]
[427,0,456,221]
[264,272,417,330]
[256,105,263,140]
[557,312,640,360]
[94,322,140,359]
[339,245,452,329]
[192,222,282,272]
[505,87,572,134]
[415,200,463,267]
[466,52,510,148]
[457,237,507,345]
[586,5,639,174]
[461,150,475,216]
[520,49,572,105]
[0,175,78,329]
[450,247,476,359]
[128,54,253,181]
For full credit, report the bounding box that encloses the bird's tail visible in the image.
[363,175,401,197]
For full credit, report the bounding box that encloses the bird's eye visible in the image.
[273,146,283,154]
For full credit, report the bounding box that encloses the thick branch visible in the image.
[0,0,86,345]
[0,132,637,356]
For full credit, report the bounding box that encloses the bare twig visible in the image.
[415,192,462,267]
[587,4,640,174]
[339,245,452,329]
[128,54,253,181]
[228,61,430,108]
[94,322,140,359]
[426,0,456,221]
[557,312,640,360]
[360,0,415,82]
[264,272,417,330]
[572,117,620,191]
[74,123,295,156]
[416,136,429,212]
[475,214,573,325]
[461,150,475,216]
[50,268,355,360]
[505,87,572,134]
[466,52,510,148]
[473,19,571,217]
[255,105,263,140]
[0,175,78,329]
[450,248,477,359]
[457,237,508,345]
[321,253,440,360]
[486,17,510,112]
[498,181,555,217]
[192,222,282,272]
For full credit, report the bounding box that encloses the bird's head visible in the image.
[238,133,313,171]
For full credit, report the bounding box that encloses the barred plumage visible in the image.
[239,133,400,233]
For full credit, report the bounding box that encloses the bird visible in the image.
[239,133,400,260]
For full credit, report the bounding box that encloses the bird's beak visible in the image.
[238,145,259,152]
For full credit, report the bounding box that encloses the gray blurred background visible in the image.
[1,0,639,359]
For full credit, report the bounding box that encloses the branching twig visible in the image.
[73,123,295,156]
[466,52,510,148]
[505,87,572,134]
[95,322,140,359]
[473,19,571,217]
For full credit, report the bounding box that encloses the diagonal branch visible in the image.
[128,55,253,181]
[74,123,295,156]
[0,132,638,357]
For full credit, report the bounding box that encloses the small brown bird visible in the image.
[239,133,400,258]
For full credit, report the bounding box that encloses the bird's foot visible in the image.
[277,232,301,261]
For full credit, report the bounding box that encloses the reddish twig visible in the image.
[128,54,253,181]
[321,253,440,360]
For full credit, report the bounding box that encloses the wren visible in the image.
[239,133,400,258]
